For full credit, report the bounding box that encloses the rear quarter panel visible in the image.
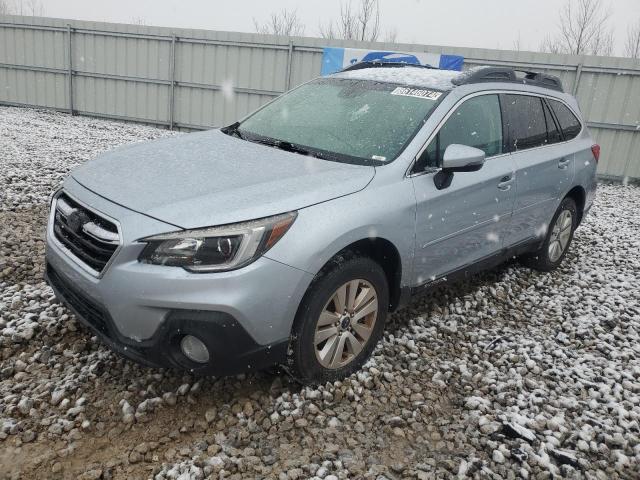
[563,95,598,214]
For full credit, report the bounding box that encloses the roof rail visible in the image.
[452,66,564,92]
[340,61,439,73]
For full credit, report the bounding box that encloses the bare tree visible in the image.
[16,0,43,15]
[383,27,398,44]
[25,0,42,15]
[254,9,305,37]
[541,0,614,56]
[513,32,523,52]
[539,34,562,54]
[1,0,45,16]
[0,0,15,15]
[319,2,355,40]
[320,0,381,42]
[591,29,614,56]
[356,0,380,42]
[130,16,147,26]
[625,20,640,59]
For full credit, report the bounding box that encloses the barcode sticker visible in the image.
[391,87,442,100]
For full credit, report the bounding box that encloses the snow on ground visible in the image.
[0,106,639,479]
[0,107,176,212]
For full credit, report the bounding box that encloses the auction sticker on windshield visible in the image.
[390,87,442,100]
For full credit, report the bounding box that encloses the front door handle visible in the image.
[558,157,571,169]
[497,175,514,191]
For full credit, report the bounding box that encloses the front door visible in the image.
[411,93,517,286]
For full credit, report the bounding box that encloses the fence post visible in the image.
[572,63,583,96]
[66,24,74,115]
[285,41,294,91]
[168,35,177,130]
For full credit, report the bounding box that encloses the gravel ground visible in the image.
[1,106,639,480]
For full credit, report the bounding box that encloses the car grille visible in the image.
[52,192,120,274]
[46,264,110,336]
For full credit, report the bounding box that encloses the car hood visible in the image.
[71,129,375,230]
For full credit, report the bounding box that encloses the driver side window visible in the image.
[414,94,503,172]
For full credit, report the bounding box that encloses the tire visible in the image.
[521,197,578,272]
[287,253,389,385]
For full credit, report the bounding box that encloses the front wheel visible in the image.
[287,254,389,385]
[521,197,577,272]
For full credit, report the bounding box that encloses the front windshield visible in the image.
[236,78,444,164]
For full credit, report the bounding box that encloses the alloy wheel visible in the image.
[313,279,379,369]
[548,209,573,262]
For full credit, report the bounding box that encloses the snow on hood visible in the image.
[71,129,376,229]
[333,66,462,91]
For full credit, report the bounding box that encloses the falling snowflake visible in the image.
[486,232,499,243]
[221,79,235,101]
[535,223,548,237]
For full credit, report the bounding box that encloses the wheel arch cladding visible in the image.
[318,237,402,312]
[565,186,586,225]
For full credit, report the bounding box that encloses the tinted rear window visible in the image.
[549,99,582,141]
[504,94,548,151]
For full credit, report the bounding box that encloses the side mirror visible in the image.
[442,144,486,172]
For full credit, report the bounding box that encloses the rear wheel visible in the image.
[287,254,388,385]
[522,197,577,272]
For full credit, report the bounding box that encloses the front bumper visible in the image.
[45,181,314,376]
[45,263,289,375]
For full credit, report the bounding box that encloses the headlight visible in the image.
[138,211,297,272]
[48,187,62,208]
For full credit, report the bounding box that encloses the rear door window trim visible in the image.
[541,97,564,144]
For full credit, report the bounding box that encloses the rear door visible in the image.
[502,94,574,247]
[411,93,517,285]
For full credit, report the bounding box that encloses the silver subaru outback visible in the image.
[46,64,598,384]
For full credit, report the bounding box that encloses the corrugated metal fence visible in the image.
[1,15,639,180]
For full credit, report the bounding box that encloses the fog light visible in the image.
[180,335,210,363]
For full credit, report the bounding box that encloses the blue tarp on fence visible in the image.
[321,47,464,76]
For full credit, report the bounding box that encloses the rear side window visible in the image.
[549,99,582,141]
[543,101,562,144]
[504,95,548,151]
[415,94,503,170]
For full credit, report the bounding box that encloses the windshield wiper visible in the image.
[224,127,322,158]
[253,137,315,157]
[274,140,312,156]
[221,121,244,139]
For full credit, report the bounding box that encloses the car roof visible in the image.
[330,64,567,96]
[331,66,461,91]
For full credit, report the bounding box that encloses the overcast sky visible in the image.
[34,0,640,56]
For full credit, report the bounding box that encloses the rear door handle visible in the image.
[558,157,571,169]
[497,175,514,191]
